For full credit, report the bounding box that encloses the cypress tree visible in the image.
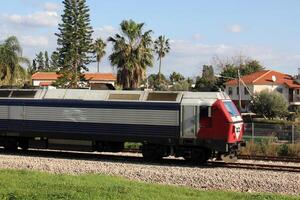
[36,52,45,71]
[44,51,50,71]
[32,59,37,72]
[50,51,60,71]
[55,0,93,88]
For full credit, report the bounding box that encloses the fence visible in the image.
[243,123,300,144]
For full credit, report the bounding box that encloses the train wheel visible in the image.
[4,139,18,151]
[142,144,163,161]
[19,139,29,151]
[184,148,208,164]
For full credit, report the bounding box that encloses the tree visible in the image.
[195,65,218,91]
[55,0,93,88]
[93,38,106,72]
[35,52,45,71]
[216,56,265,89]
[250,90,289,119]
[169,80,190,91]
[109,19,153,89]
[50,51,60,71]
[169,71,185,84]
[0,36,29,86]
[31,59,37,73]
[147,73,168,90]
[44,51,50,71]
[154,35,170,82]
[240,60,264,75]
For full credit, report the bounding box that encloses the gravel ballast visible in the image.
[0,152,299,196]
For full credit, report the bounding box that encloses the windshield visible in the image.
[223,101,240,117]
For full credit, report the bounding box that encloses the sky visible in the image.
[1,0,300,78]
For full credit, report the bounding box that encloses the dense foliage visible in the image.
[250,90,289,119]
[109,19,153,89]
[55,0,94,88]
[217,59,265,89]
[195,65,218,92]
[0,36,29,86]
[93,38,106,72]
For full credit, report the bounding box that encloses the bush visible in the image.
[250,90,289,119]
[240,142,300,158]
[278,144,289,156]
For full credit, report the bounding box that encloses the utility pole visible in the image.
[238,69,242,111]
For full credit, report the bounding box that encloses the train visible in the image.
[0,89,244,163]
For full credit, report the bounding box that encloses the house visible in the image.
[225,70,300,110]
[31,72,116,88]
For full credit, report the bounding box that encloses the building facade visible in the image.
[225,70,300,111]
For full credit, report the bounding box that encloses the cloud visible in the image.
[20,35,49,47]
[227,24,243,33]
[150,39,300,77]
[93,25,118,40]
[192,33,202,41]
[43,2,60,12]
[2,11,59,28]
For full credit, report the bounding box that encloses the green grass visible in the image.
[0,170,298,200]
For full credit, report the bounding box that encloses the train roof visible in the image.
[0,89,230,105]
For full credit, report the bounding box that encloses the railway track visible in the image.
[0,149,299,173]
[209,161,300,173]
[238,155,300,163]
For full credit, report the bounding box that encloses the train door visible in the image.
[181,105,199,139]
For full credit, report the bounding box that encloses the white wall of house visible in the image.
[226,84,290,102]
[89,80,115,86]
[33,80,115,87]
[225,85,254,101]
[32,80,54,87]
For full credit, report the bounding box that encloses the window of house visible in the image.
[244,87,249,95]
[296,89,300,95]
[236,87,239,95]
[228,87,233,95]
[276,87,283,94]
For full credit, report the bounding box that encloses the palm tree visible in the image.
[0,36,29,86]
[154,35,171,82]
[93,38,106,72]
[108,19,153,89]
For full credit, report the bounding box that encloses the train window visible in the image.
[11,91,37,98]
[199,106,212,128]
[147,93,178,101]
[0,90,12,97]
[200,106,211,118]
[223,101,239,117]
[108,93,140,100]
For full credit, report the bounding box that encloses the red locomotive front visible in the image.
[198,99,245,160]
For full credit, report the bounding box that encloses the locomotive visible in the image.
[0,89,244,163]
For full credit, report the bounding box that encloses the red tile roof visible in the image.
[84,73,116,81]
[225,70,300,88]
[32,72,116,81]
[32,72,60,80]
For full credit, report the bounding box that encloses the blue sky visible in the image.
[1,0,300,77]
